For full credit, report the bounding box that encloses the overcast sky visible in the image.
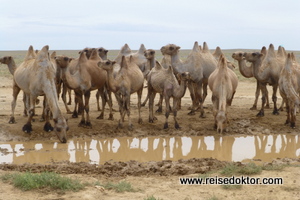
[1,0,299,50]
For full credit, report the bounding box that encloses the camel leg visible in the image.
[173,98,180,129]
[22,95,36,133]
[272,85,279,115]
[118,95,126,129]
[9,84,21,124]
[137,87,143,124]
[67,88,72,105]
[187,82,196,114]
[84,91,92,128]
[43,99,54,132]
[257,83,267,117]
[265,87,270,109]
[196,82,205,118]
[250,81,260,110]
[22,91,28,117]
[163,96,170,129]
[155,93,163,113]
[39,97,46,122]
[202,82,208,106]
[106,88,114,120]
[291,103,296,128]
[141,91,149,107]
[76,92,85,127]
[72,92,79,118]
[148,87,157,123]
[61,84,72,114]
[285,101,291,125]
[126,95,133,130]
[96,90,101,111]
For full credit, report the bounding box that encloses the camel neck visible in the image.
[7,59,17,75]
[106,69,118,92]
[61,66,80,89]
[43,82,63,120]
[174,79,188,98]
[170,53,183,74]
[238,59,253,78]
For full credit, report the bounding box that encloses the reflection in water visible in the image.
[0,134,299,165]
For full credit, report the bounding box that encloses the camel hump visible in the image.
[50,51,56,59]
[260,46,267,55]
[25,45,37,60]
[121,56,129,69]
[285,53,293,71]
[121,43,131,54]
[138,44,146,54]
[192,41,200,52]
[155,60,163,70]
[79,51,88,63]
[202,42,210,52]
[218,55,227,71]
[268,44,276,56]
[215,46,222,55]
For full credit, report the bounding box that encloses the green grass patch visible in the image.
[99,180,138,193]
[220,163,262,176]
[0,172,84,191]
[262,164,286,171]
[144,195,164,200]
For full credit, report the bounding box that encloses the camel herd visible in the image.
[0,42,299,143]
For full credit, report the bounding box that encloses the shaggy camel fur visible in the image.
[147,61,190,129]
[98,56,144,130]
[208,55,238,133]
[12,45,68,143]
[161,41,217,118]
[57,50,112,128]
[232,50,270,110]
[243,44,285,117]
[279,53,300,128]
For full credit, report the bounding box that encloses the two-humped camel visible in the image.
[243,44,285,117]
[11,45,68,143]
[279,53,300,128]
[212,46,236,70]
[161,41,217,118]
[57,49,112,128]
[208,55,238,133]
[98,56,144,130]
[147,60,190,129]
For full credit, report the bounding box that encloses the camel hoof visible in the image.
[138,118,143,124]
[290,123,296,128]
[188,111,195,116]
[85,121,92,128]
[272,110,280,115]
[9,117,16,124]
[108,114,114,120]
[285,120,290,125]
[163,123,168,129]
[43,122,53,132]
[22,123,32,133]
[96,114,104,119]
[78,120,85,127]
[175,123,181,129]
[155,108,162,113]
[256,111,264,117]
[249,106,257,110]
[72,112,78,118]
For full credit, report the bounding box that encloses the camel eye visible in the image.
[169,47,174,51]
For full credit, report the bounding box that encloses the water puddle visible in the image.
[0,134,299,165]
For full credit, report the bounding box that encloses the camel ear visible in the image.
[112,61,116,65]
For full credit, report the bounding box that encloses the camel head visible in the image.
[144,49,155,60]
[0,56,12,64]
[216,110,226,134]
[243,52,264,63]
[177,72,191,82]
[53,117,69,143]
[79,47,95,59]
[98,47,108,59]
[160,44,180,55]
[231,51,245,61]
[55,56,72,68]
[98,59,116,71]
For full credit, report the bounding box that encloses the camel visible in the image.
[98,56,144,130]
[11,45,68,143]
[232,50,270,110]
[243,44,285,117]
[57,49,112,128]
[161,41,217,118]
[208,55,238,133]
[212,46,236,70]
[147,60,191,129]
[279,53,300,128]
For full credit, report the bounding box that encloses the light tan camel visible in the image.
[279,53,300,128]
[57,49,112,128]
[212,46,235,70]
[243,44,285,117]
[98,56,144,130]
[208,55,238,133]
[232,50,270,110]
[147,60,190,129]
[11,45,68,143]
[161,41,217,118]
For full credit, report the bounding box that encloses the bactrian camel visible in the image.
[212,46,236,70]
[98,56,144,130]
[147,60,190,129]
[11,45,69,143]
[279,53,300,128]
[243,44,285,117]
[208,55,238,133]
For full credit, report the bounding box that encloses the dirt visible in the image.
[0,76,300,200]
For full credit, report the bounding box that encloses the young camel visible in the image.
[243,44,285,117]
[208,55,238,133]
[147,61,191,129]
[98,56,144,130]
[279,53,300,128]
[12,45,68,143]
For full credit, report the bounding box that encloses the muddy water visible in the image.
[0,134,299,165]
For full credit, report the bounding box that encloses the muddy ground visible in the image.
[0,76,300,200]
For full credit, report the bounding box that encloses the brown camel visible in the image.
[212,46,236,70]
[243,44,285,117]
[57,49,112,128]
[279,53,300,128]
[208,55,238,133]
[98,56,144,130]
[11,45,68,143]
[147,60,190,129]
[232,50,270,110]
